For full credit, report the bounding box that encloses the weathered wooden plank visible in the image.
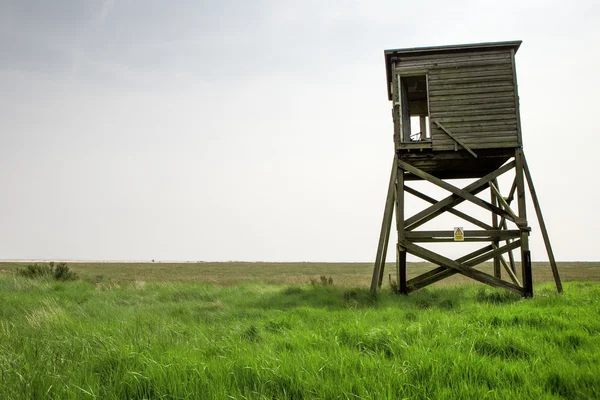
[405,230,520,239]
[429,96,516,107]
[433,136,519,145]
[431,120,518,129]
[430,108,516,118]
[429,85,515,96]
[430,92,515,102]
[404,185,492,229]
[432,129,517,137]
[434,142,518,151]
[428,73,513,84]
[395,53,511,68]
[428,81,514,92]
[434,114,516,123]
[395,59,512,72]
[371,157,397,293]
[396,49,511,62]
[432,64,513,76]
[429,101,515,112]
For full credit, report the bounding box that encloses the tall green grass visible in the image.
[0,276,598,399]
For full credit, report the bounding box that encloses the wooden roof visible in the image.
[384,40,522,100]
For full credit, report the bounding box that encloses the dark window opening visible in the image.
[399,75,430,142]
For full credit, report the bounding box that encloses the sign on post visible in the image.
[454,227,464,241]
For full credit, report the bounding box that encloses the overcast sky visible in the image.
[1,0,599,262]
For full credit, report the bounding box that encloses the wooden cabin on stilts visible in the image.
[370,41,562,297]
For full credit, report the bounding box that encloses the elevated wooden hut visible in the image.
[370,41,562,297]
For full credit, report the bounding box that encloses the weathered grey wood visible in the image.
[404,185,492,229]
[463,240,522,267]
[515,148,532,297]
[399,77,411,142]
[432,64,513,76]
[434,114,516,123]
[490,181,518,220]
[428,73,513,84]
[429,86,515,97]
[371,157,397,293]
[430,108,516,118]
[492,244,521,286]
[522,153,563,293]
[395,56,511,70]
[406,245,494,291]
[430,92,515,102]
[419,116,427,139]
[392,72,401,146]
[428,80,514,91]
[405,161,515,230]
[402,241,524,294]
[399,160,522,224]
[511,49,523,145]
[429,101,515,112]
[491,182,501,278]
[405,230,520,240]
[396,163,407,294]
[430,96,516,107]
[431,119,478,158]
[396,49,511,62]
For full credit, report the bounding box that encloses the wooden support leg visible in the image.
[515,148,533,297]
[398,249,407,295]
[522,249,533,298]
[396,162,406,294]
[522,153,563,293]
[371,157,397,293]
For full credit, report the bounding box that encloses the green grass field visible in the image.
[0,262,599,399]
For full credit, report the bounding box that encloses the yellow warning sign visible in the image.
[454,227,464,241]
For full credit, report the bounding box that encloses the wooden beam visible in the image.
[371,157,397,293]
[463,240,522,267]
[491,180,501,278]
[405,230,520,240]
[497,177,517,274]
[522,153,563,293]
[493,245,521,286]
[405,160,516,230]
[398,160,521,225]
[404,185,493,230]
[406,245,494,291]
[402,241,524,294]
[396,163,407,294]
[431,119,478,158]
[490,181,518,221]
[515,148,532,297]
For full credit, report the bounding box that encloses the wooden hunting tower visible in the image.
[370,41,562,297]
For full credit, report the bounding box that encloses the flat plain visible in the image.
[0,261,599,399]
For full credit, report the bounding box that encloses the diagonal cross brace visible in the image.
[399,160,525,227]
[405,161,516,230]
[402,240,524,294]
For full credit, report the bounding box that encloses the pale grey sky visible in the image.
[1,0,599,262]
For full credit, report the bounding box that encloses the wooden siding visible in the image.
[393,49,520,151]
